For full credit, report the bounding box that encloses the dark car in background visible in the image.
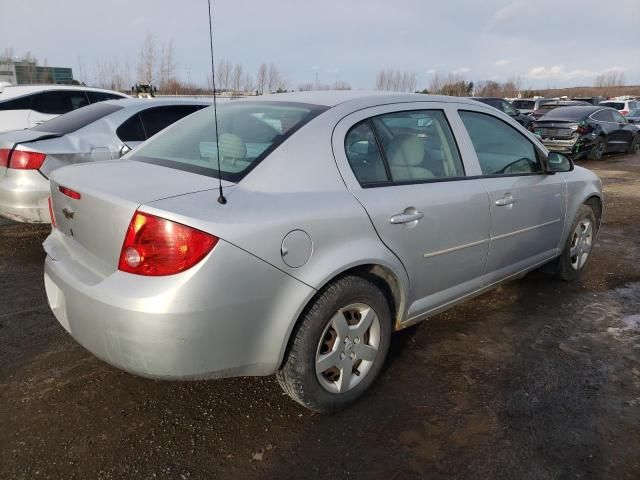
[572,96,606,106]
[533,106,640,160]
[511,98,552,116]
[532,100,591,119]
[470,97,534,129]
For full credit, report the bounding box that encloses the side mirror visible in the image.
[119,144,132,157]
[515,109,521,116]
[547,152,573,173]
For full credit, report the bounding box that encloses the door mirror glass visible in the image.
[547,152,573,172]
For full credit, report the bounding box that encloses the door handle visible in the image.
[390,210,424,224]
[495,194,516,207]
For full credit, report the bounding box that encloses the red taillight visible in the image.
[0,149,9,168]
[620,110,629,116]
[576,126,590,134]
[7,149,46,170]
[118,211,218,276]
[58,186,81,200]
[48,196,56,228]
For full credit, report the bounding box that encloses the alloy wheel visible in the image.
[569,218,593,270]
[315,303,381,394]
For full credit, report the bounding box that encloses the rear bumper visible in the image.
[0,169,50,223]
[541,136,596,157]
[43,232,315,380]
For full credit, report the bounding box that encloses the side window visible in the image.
[116,113,146,143]
[459,110,542,176]
[86,91,124,103]
[33,91,89,114]
[372,110,464,182]
[344,121,389,185]
[611,111,626,123]
[502,101,517,115]
[0,95,33,111]
[138,105,202,138]
[592,110,609,122]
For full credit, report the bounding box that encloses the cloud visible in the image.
[426,69,436,74]
[526,64,627,80]
[453,67,470,75]
[494,59,509,66]
[487,1,535,31]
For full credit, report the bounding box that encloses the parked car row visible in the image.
[473,95,640,160]
[0,98,210,223]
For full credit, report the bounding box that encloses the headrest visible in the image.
[218,133,246,160]
[388,135,424,167]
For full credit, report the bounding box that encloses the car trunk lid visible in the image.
[534,121,578,139]
[47,159,232,276]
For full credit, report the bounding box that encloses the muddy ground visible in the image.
[1,153,639,480]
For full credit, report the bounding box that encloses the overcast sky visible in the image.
[2,0,639,90]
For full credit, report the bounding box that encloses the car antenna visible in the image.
[207,0,227,205]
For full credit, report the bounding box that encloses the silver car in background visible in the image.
[44,92,603,412]
[0,99,209,223]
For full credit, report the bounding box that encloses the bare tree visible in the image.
[375,69,417,92]
[137,32,156,83]
[298,82,315,91]
[215,59,232,91]
[256,63,267,94]
[158,39,176,91]
[332,80,351,90]
[242,72,254,92]
[267,63,280,93]
[231,63,243,92]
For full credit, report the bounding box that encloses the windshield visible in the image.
[31,102,123,134]
[133,101,328,182]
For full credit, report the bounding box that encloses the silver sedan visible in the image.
[0,98,209,223]
[44,92,603,412]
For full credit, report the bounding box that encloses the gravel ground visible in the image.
[1,153,639,479]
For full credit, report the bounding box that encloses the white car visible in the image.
[599,99,640,117]
[0,84,128,133]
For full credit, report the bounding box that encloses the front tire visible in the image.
[556,204,597,281]
[277,275,392,413]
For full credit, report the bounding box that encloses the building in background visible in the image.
[0,57,74,85]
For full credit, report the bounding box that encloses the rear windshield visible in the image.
[540,107,591,120]
[629,109,640,117]
[31,102,123,134]
[512,100,534,109]
[133,101,328,182]
[601,102,624,110]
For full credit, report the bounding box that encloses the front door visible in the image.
[457,109,565,276]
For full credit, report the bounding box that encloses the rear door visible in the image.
[609,110,634,150]
[332,103,490,319]
[456,108,565,277]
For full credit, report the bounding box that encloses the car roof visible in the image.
[0,84,129,99]
[258,90,486,109]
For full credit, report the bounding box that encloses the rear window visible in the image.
[512,100,534,109]
[541,107,591,120]
[132,101,328,182]
[601,102,624,110]
[0,94,33,111]
[31,102,123,134]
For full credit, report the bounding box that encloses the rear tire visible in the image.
[277,275,392,413]
[556,204,597,281]
[588,136,606,160]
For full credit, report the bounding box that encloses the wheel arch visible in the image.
[276,260,409,369]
